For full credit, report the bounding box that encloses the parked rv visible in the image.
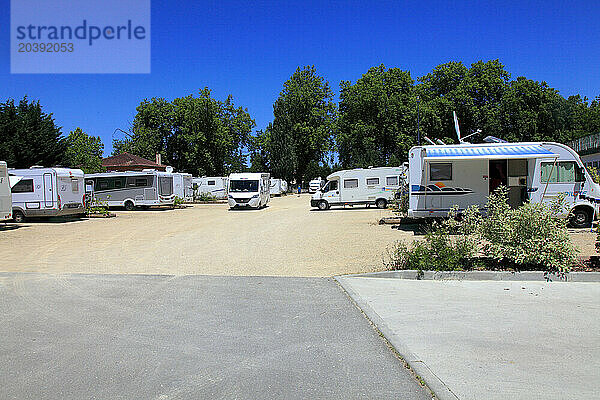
[228,173,270,209]
[407,142,600,228]
[9,167,86,222]
[269,178,286,196]
[193,176,228,200]
[311,166,407,210]
[308,177,323,193]
[172,172,193,202]
[85,170,175,210]
[0,162,11,221]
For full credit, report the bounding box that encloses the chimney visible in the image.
[155,153,162,165]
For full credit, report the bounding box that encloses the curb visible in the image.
[335,276,459,400]
[348,269,600,282]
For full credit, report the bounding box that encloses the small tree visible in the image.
[64,127,105,173]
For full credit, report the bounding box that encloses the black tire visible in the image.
[569,208,592,228]
[376,199,387,209]
[318,200,329,211]
[124,201,135,211]
[13,210,25,223]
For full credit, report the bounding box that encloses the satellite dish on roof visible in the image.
[453,111,481,144]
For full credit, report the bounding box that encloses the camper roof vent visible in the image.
[483,136,508,143]
[30,165,45,169]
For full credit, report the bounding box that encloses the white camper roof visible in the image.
[229,173,269,180]
[417,143,559,160]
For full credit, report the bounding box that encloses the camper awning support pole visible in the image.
[541,156,559,202]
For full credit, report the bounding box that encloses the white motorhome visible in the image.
[311,166,407,210]
[228,173,270,209]
[408,142,600,227]
[172,172,193,202]
[9,167,86,222]
[0,162,11,221]
[269,178,286,196]
[193,176,228,199]
[308,177,323,193]
[85,170,175,210]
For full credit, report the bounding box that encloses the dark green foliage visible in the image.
[337,64,416,167]
[268,66,337,183]
[0,97,66,168]
[114,88,255,176]
[64,127,104,173]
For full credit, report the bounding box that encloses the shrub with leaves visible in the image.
[478,187,577,273]
[385,221,478,271]
[385,188,578,273]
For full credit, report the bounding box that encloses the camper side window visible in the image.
[366,178,379,185]
[11,179,34,193]
[541,162,583,183]
[386,176,398,186]
[208,180,216,185]
[344,179,358,189]
[430,163,452,180]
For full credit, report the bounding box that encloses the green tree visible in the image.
[64,127,105,173]
[0,97,66,168]
[114,88,255,176]
[337,64,416,167]
[493,77,571,142]
[269,66,337,183]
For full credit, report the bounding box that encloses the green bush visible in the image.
[385,222,478,271]
[385,187,578,273]
[196,192,218,202]
[479,187,577,273]
[86,195,110,216]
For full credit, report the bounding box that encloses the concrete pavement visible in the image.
[0,273,430,400]
[336,275,600,400]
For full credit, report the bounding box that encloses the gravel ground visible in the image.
[0,194,410,276]
[1,193,595,276]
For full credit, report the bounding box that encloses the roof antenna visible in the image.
[424,136,436,145]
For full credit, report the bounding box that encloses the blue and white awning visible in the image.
[425,144,557,159]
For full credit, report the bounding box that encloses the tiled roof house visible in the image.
[102,152,167,172]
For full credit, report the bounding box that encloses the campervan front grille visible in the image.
[236,198,250,203]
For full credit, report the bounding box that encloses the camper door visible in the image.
[43,173,54,208]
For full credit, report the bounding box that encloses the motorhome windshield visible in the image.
[230,180,259,192]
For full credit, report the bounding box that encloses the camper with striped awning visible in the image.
[407,141,600,228]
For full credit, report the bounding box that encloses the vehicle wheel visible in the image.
[318,201,329,211]
[376,199,387,209]
[569,208,592,228]
[13,210,25,223]
[124,201,135,211]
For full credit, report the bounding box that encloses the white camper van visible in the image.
[228,173,270,209]
[0,162,11,221]
[9,167,86,222]
[85,170,175,210]
[193,176,228,199]
[311,166,407,210]
[408,142,600,227]
[308,177,323,193]
[269,178,286,196]
[172,172,193,202]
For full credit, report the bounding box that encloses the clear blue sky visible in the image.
[1,0,599,155]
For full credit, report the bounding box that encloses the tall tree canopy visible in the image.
[268,66,337,183]
[0,97,66,168]
[114,88,255,176]
[337,64,416,168]
[64,127,104,173]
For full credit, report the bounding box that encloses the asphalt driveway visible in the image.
[0,273,430,400]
